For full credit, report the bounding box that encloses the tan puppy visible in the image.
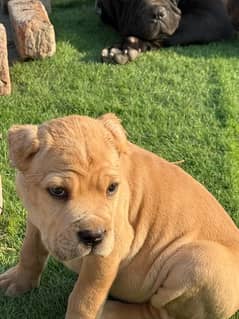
[1,113,239,319]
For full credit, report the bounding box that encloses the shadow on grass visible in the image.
[52,0,239,64]
[166,37,239,60]
[54,0,89,9]
[52,0,118,63]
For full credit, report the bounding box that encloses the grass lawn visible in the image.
[1,0,239,318]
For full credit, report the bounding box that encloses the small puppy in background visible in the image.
[1,113,239,319]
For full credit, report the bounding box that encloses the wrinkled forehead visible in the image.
[34,116,120,175]
[137,0,172,7]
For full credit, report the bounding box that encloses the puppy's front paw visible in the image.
[0,265,39,296]
[101,47,129,65]
[101,46,140,65]
[65,312,81,319]
[65,311,93,319]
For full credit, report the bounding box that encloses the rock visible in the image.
[0,24,11,95]
[8,0,56,60]
[1,0,51,13]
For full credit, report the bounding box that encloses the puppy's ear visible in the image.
[8,125,40,171]
[99,113,128,154]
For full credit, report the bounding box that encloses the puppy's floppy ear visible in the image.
[99,113,128,154]
[8,125,40,171]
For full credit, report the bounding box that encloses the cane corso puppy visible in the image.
[96,0,239,64]
[1,114,239,319]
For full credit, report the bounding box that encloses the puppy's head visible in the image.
[8,114,128,261]
[97,0,181,41]
[126,0,181,40]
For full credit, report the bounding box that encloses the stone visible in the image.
[8,0,56,60]
[0,23,11,95]
[1,0,51,14]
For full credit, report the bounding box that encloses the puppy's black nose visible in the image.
[152,6,166,20]
[78,229,105,246]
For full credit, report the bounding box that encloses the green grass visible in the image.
[0,0,239,317]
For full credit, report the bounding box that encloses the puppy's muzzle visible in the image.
[151,5,167,22]
[78,229,106,247]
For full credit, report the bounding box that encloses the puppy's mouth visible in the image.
[52,229,114,262]
[52,242,101,262]
[123,3,181,41]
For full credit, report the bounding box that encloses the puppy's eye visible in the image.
[107,183,119,196]
[47,187,68,200]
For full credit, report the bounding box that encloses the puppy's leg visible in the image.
[0,220,48,296]
[98,300,172,319]
[66,255,120,319]
[151,241,239,319]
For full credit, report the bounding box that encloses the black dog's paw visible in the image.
[122,36,144,51]
[101,37,143,65]
[101,47,140,64]
[101,47,128,64]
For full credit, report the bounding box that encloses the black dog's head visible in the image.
[96,0,181,41]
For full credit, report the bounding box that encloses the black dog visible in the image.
[96,0,239,64]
